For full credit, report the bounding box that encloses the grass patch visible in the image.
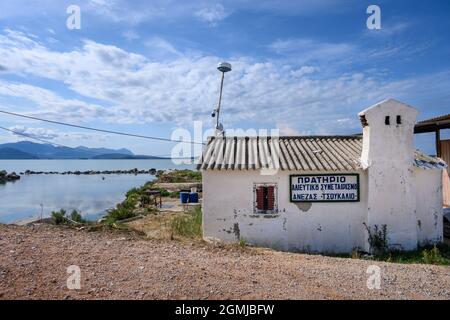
[171,206,202,238]
[156,169,202,183]
[375,244,450,265]
[324,244,450,266]
[341,244,450,265]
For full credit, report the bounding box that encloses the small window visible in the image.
[385,116,390,125]
[396,115,401,124]
[254,183,277,214]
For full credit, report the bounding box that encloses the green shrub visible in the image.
[126,187,142,198]
[363,223,389,256]
[51,209,67,225]
[51,209,87,225]
[104,203,136,225]
[422,245,445,265]
[69,209,86,223]
[171,207,202,238]
[238,238,247,248]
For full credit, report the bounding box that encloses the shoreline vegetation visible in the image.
[50,169,203,239]
[103,169,202,226]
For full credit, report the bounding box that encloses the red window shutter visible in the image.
[256,186,265,210]
[267,186,275,210]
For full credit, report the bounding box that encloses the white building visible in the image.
[197,99,447,253]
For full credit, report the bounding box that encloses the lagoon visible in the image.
[0,159,195,224]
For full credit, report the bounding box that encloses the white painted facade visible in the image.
[201,100,445,253]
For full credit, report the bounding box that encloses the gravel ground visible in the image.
[0,224,449,300]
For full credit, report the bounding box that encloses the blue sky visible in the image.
[0,0,449,156]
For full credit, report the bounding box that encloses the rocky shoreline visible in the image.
[0,170,20,183]
[0,168,163,182]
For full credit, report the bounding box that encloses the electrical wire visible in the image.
[0,125,70,147]
[0,109,205,145]
[0,125,175,159]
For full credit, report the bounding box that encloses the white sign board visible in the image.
[290,174,360,202]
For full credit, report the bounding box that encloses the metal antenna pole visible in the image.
[212,62,231,135]
[216,71,225,130]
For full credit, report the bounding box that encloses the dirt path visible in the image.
[0,224,449,300]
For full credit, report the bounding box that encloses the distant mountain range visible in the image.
[0,141,169,159]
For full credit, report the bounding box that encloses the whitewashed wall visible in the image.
[202,168,443,253]
[413,167,443,245]
[203,170,368,253]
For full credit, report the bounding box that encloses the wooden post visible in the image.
[436,128,441,157]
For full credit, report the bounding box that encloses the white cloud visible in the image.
[365,21,412,37]
[6,125,107,142]
[87,0,164,25]
[122,30,140,42]
[0,29,449,136]
[144,37,181,57]
[290,66,319,78]
[277,123,300,136]
[0,79,119,123]
[195,3,229,25]
[0,0,348,24]
[9,126,59,140]
[269,38,355,66]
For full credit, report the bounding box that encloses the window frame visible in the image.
[253,183,278,215]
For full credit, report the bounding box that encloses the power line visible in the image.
[0,109,205,145]
[0,125,174,159]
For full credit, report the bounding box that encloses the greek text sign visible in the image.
[290,174,360,202]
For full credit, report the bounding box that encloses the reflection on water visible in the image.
[0,159,194,173]
[0,174,155,223]
[0,159,196,224]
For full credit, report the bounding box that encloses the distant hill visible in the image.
[92,153,168,159]
[0,147,39,159]
[0,141,138,159]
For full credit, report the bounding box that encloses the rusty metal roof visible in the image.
[197,136,447,171]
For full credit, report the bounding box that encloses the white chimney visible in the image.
[358,99,418,169]
[358,99,419,250]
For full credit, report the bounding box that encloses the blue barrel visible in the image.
[189,192,199,203]
[180,192,190,204]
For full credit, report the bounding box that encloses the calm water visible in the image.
[0,159,195,173]
[0,159,195,224]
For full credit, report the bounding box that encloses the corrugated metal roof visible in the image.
[415,113,450,133]
[417,114,450,125]
[197,136,447,171]
[413,150,448,170]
